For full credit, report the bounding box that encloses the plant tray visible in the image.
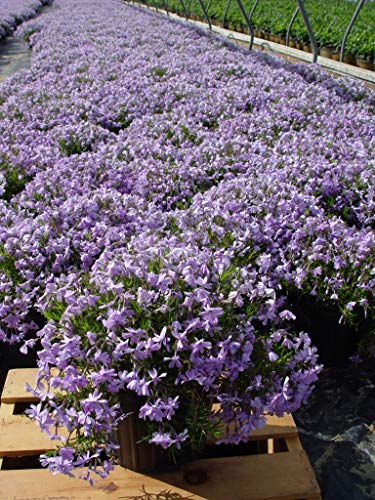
[0,368,321,499]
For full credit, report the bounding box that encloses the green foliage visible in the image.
[21,26,40,43]
[0,158,32,201]
[58,136,92,156]
[0,245,21,287]
[153,66,167,77]
[149,0,375,61]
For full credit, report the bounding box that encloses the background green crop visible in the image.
[139,0,375,62]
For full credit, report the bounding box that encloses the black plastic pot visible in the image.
[0,343,38,394]
[286,295,359,367]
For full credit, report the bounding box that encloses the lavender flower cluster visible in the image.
[0,0,50,41]
[0,0,373,482]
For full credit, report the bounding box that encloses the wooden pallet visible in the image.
[0,368,321,499]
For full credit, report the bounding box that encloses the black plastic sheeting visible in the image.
[295,359,375,500]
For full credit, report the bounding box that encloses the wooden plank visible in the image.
[0,415,65,457]
[1,368,39,404]
[212,404,298,441]
[1,369,298,443]
[0,466,206,499]
[267,438,274,454]
[285,435,304,452]
[0,403,15,416]
[153,450,321,500]
[250,414,298,440]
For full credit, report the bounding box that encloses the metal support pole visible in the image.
[197,0,212,30]
[179,0,189,20]
[164,0,169,17]
[248,0,259,22]
[222,0,232,28]
[286,6,300,47]
[340,0,366,62]
[235,0,254,50]
[187,0,193,16]
[150,0,159,13]
[296,0,318,63]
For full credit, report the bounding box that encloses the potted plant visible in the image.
[345,35,359,66]
[27,234,320,482]
[316,28,335,59]
[331,43,341,61]
[355,39,374,71]
[273,21,286,45]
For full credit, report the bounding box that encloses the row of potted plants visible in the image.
[148,0,375,69]
[0,0,51,42]
[0,0,373,483]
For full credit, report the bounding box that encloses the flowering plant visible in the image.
[0,0,51,41]
[29,227,320,481]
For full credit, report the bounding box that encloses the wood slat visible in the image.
[0,415,65,457]
[0,466,206,499]
[1,368,39,404]
[249,413,298,440]
[0,403,16,416]
[212,403,298,441]
[153,450,321,500]
[2,370,298,441]
[285,435,304,452]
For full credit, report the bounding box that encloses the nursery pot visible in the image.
[355,59,374,71]
[287,295,359,367]
[319,47,332,59]
[342,53,355,65]
[116,391,167,472]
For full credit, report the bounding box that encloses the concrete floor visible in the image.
[0,37,31,83]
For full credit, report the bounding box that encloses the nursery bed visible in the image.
[0,368,321,499]
[0,0,373,498]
